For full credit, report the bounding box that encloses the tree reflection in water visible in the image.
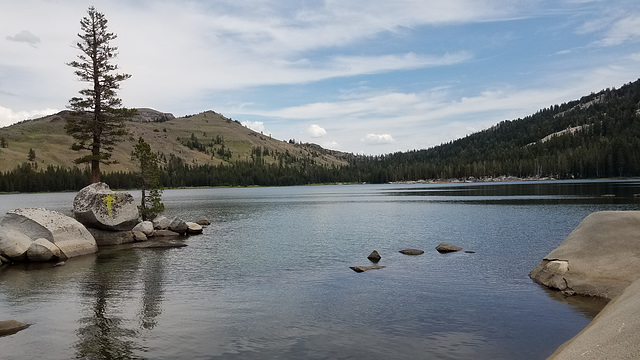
[75,248,166,360]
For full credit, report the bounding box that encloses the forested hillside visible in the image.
[351,79,640,182]
[1,79,639,192]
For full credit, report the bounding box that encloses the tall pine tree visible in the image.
[66,6,135,183]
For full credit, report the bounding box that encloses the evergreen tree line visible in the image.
[1,79,640,193]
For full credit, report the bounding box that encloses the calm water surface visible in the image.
[0,180,638,359]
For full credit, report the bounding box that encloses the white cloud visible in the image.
[307,124,327,138]
[6,30,41,47]
[242,120,266,133]
[0,106,59,128]
[594,14,640,46]
[361,133,396,145]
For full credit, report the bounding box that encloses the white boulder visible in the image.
[132,221,155,236]
[0,228,32,260]
[0,208,97,261]
[27,238,62,262]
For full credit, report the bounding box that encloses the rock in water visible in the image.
[399,248,425,255]
[0,228,32,260]
[435,243,462,253]
[73,182,139,231]
[152,215,171,230]
[350,265,385,273]
[185,222,203,234]
[0,208,97,260]
[27,238,62,262]
[0,320,30,337]
[132,221,155,236]
[367,250,381,263]
[169,218,188,235]
[196,218,211,226]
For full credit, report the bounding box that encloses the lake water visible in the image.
[0,180,638,359]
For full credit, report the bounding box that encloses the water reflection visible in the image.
[74,248,167,359]
[75,250,144,359]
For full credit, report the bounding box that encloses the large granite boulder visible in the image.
[529,211,640,299]
[0,208,97,261]
[73,182,139,231]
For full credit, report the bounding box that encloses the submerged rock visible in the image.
[132,240,187,249]
[399,248,424,255]
[0,320,30,337]
[196,218,211,226]
[435,243,462,253]
[367,250,381,263]
[73,182,139,231]
[350,265,385,273]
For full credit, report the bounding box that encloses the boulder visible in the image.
[0,255,10,264]
[132,231,148,242]
[530,211,640,299]
[196,218,211,226]
[399,248,425,255]
[0,227,32,260]
[87,228,135,246]
[185,222,203,234]
[435,243,462,253]
[152,215,171,230]
[169,218,188,235]
[73,182,139,231]
[367,250,381,263]
[153,229,182,237]
[0,208,97,260]
[0,320,30,337]
[350,265,385,273]
[27,238,62,262]
[132,221,154,236]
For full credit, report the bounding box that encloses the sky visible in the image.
[1,0,640,155]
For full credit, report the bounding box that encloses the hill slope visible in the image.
[0,109,349,173]
[349,79,640,182]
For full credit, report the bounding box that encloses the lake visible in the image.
[0,180,638,359]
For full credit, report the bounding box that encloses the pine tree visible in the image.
[131,137,164,221]
[66,6,135,183]
[28,148,36,162]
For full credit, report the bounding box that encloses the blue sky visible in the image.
[2,0,640,154]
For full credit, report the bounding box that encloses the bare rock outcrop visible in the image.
[529,211,640,299]
[531,211,640,359]
[0,208,97,261]
[73,182,139,231]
